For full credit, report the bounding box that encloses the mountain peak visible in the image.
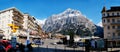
[66,8,73,11]
[63,8,81,14]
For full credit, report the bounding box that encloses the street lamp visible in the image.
[91,26,95,37]
[26,29,30,45]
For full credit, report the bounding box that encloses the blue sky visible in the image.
[0,0,120,25]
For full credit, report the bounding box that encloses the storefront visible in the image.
[107,39,120,47]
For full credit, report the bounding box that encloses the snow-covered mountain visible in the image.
[42,8,103,37]
[36,18,46,27]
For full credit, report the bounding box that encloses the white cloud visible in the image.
[36,18,46,27]
[97,21,103,27]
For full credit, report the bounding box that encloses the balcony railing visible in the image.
[116,28,120,32]
[13,22,23,28]
[112,36,120,39]
[102,15,120,18]
[111,22,120,25]
[12,16,24,24]
[13,12,23,20]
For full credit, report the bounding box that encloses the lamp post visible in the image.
[91,26,95,37]
[26,29,30,45]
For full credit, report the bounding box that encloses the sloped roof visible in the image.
[0,7,23,15]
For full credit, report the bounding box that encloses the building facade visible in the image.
[0,7,24,39]
[0,7,47,41]
[23,14,38,37]
[102,6,120,39]
[102,6,120,47]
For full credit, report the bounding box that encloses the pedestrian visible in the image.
[19,43,25,52]
[6,42,12,52]
[27,43,33,52]
[0,42,5,52]
[90,39,95,48]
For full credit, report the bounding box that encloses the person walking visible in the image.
[27,43,33,52]
[0,42,5,52]
[19,43,25,52]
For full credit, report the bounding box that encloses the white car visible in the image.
[51,42,57,45]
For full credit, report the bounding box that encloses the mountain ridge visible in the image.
[42,8,103,37]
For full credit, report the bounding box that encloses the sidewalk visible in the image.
[108,48,120,51]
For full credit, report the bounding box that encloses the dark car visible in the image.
[77,42,85,47]
[32,37,44,45]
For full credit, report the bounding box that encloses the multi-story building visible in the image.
[102,6,120,46]
[0,7,46,42]
[34,22,40,36]
[0,7,24,39]
[34,22,48,38]
[23,14,37,36]
[23,14,48,38]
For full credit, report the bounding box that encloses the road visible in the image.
[32,38,120,52]
[32,38,84,52]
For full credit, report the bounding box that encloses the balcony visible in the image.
[116,28,120,32]
[111,22,120,25]
[13,21,23,28]
[13,11,24,20]
[12,17,24,24]
[102,15,120,18]
[13,11,18,15]
[111,36,120,39]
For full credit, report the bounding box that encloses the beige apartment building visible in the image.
[23,14,40,37]
[102,6,120,46]
[0,7,24,39]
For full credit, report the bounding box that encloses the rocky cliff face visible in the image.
[42,8,102,37]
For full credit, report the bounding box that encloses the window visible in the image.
[117,13,119,16]
[112,19,115,23]
[103,19,105,23]
[112,26,115,29]
[108,32,110,34]
[118,26,120,29]
[107,13,109,16]
[107,26,110,29]
[118,32,120,36]
[107,19,110,23]
[112,13,114,16]
[113,33,115,37]
[102,13,105,17]
[117,19,120,23]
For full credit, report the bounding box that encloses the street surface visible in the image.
[31,38,120,52]
[32,38,84,52]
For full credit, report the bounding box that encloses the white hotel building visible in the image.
[0,7,24,39]
[0,7,41,40]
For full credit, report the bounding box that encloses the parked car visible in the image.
[51,42,57,45]
[76,42,85,47]
[32,37,44,45]
[57,41,63,44]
